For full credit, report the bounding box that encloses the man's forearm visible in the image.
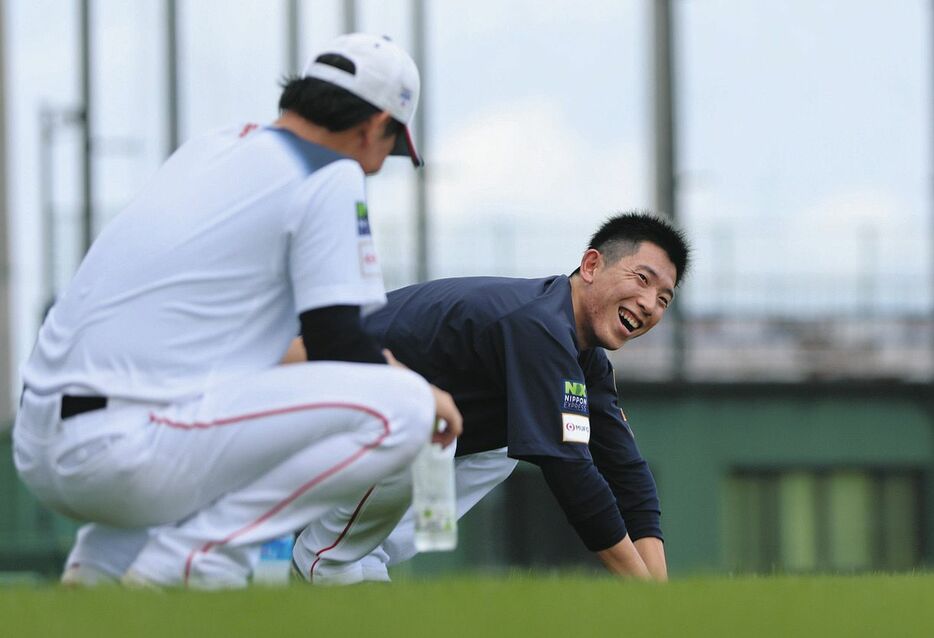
[282,337,306,363]
[595,534,652,579]
[633,536,667,581]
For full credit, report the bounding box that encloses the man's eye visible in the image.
[638,273,648,284]
[659,297,671,308]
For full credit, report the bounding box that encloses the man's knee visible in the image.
[379,367,434,455]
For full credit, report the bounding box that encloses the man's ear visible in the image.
[360,111,393,147]
[578,249,601,283]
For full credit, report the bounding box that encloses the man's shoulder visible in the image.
[175,124,360,182]
[581,347,612,377]
[390,275,566,324]
[260,126,357,176]
[493,275,576,333]
[454,275,567,312]
[478,276,580,356]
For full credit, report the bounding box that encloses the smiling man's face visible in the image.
[572,241,677,351]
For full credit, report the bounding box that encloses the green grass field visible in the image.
[1,573,932,637]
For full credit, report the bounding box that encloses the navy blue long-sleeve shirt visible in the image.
[363,275,662,551]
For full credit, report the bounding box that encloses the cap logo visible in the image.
[399,87,413,107]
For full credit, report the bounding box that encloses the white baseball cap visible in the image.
[303,33,422,168]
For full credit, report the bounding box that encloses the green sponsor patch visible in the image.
[562,379,588,414]
[564,381,587,398]
[355,202,371,236]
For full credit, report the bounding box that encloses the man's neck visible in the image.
[273,111,358,159]
[568,273,591,351]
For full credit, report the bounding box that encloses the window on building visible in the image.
[722,468,923,573]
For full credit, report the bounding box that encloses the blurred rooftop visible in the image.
[610,315,934,382]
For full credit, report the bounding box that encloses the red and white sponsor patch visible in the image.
[561,412,590,444]
[358,238,381,278]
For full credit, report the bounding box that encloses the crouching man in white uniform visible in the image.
[12,33,461,589]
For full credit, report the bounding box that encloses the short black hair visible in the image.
[584,211,691,285]
[278,53,404,139]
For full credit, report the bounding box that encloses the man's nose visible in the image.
[637,291,658,317]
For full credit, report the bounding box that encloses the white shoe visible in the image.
[61,564,118,587]
[120,568,162,590]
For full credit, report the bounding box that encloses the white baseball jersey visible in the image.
[22,124,385,402]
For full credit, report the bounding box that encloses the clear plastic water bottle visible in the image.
[412,438,458,552]
[252,534,294,585]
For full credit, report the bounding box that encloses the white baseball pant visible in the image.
[13,362,433,588]
[292,445,518,581]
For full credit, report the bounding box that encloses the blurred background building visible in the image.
[0,0,931,578]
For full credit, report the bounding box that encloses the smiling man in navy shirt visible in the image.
[289,211,690,581]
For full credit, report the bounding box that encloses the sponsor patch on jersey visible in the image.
[358,238,380,277]
[561,412,591,444]
[356,202,371,236]
[561,379,589,415]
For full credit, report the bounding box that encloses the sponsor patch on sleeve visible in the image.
[356,202,371,236]
[358,238,381,277]
[561,379,589,415]
[561,412,591,444]
[354,202,380,277]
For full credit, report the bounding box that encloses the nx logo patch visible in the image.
[356,202,371,236]
[562,379,589,415]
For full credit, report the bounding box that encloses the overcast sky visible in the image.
[3,0,932,392]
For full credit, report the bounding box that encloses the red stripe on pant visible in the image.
[308,486,376,583]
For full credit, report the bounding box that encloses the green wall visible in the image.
[623,382,934,574]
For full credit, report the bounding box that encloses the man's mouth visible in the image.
[619,308,642,332]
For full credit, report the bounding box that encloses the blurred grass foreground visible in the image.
[1,573,933,638]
